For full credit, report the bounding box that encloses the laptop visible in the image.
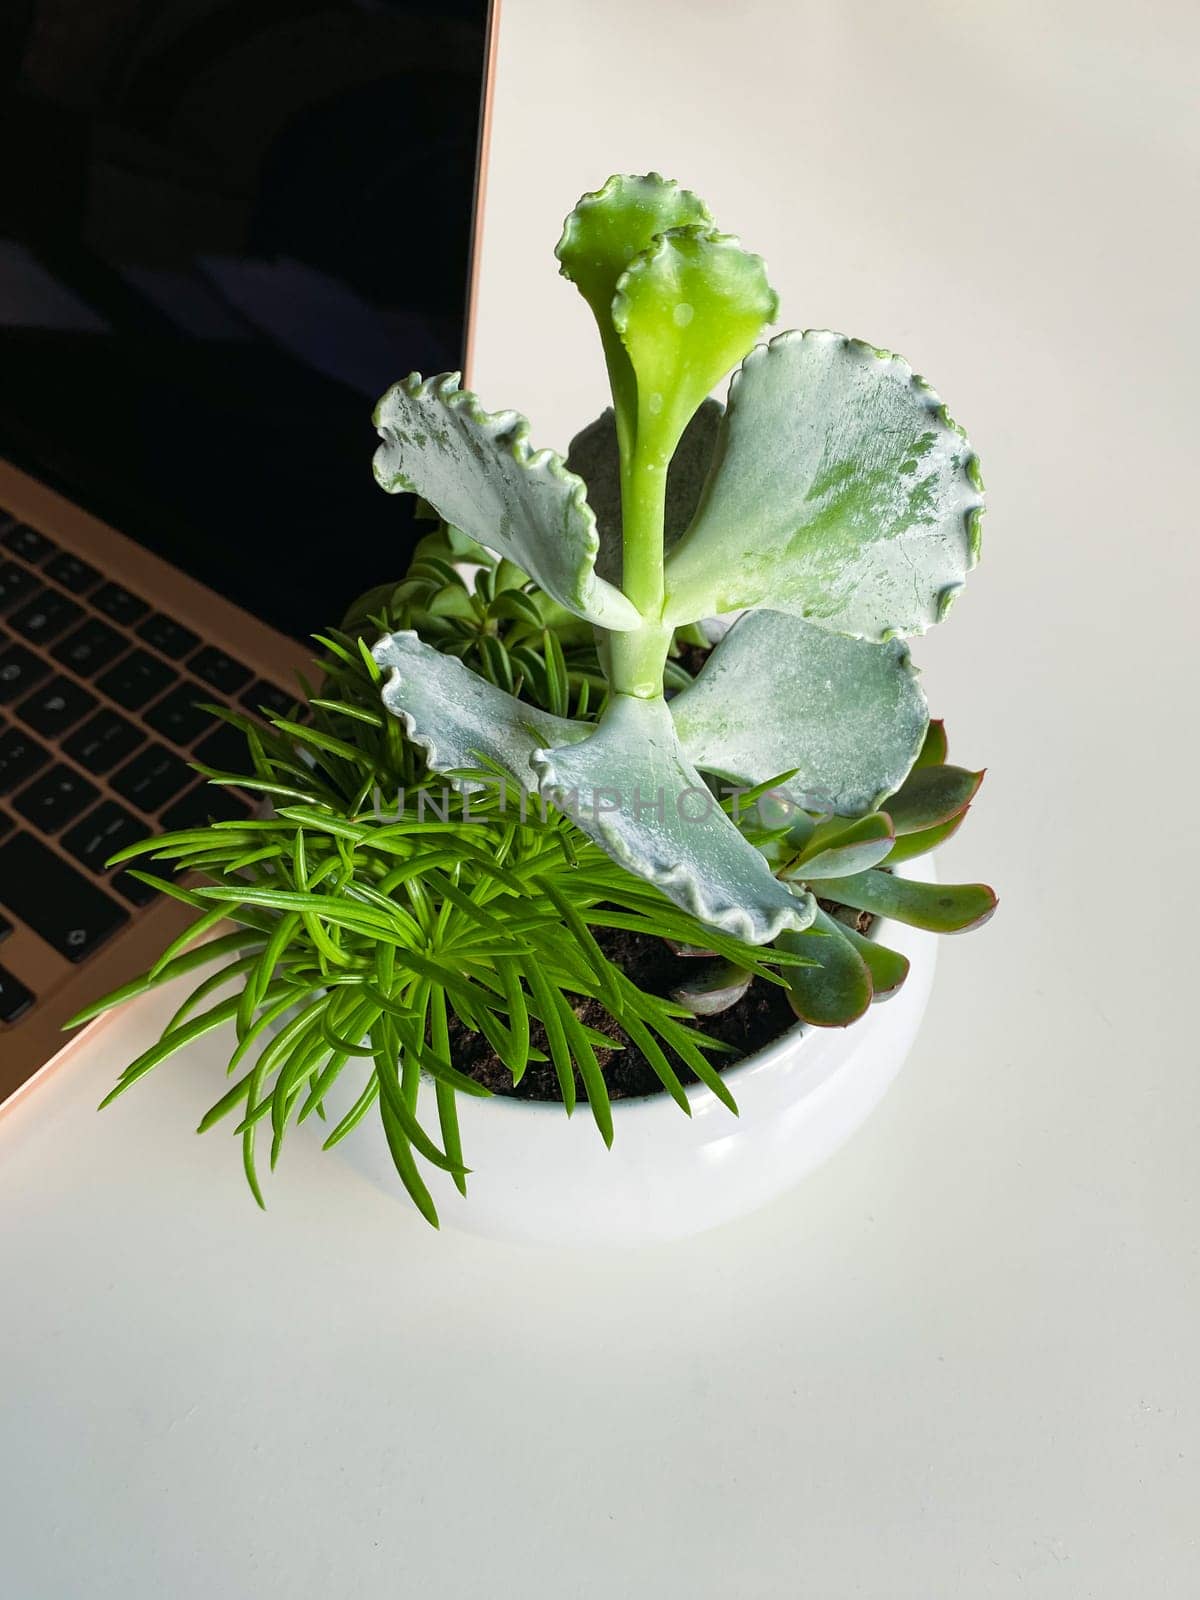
[0,0,498,1107]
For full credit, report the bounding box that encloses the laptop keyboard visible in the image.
[0,509,302,1025]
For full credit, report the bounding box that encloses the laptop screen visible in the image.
[0,1,492,641]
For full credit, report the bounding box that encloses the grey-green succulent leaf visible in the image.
[532,694,815,945]
[884,811,967,864]
[663,329,984,636]
[787,812,895,879]
[373,373,641,632]
[372,630,587,792]
[669,959,753,1017]
[882,763,983,834]
[565,399,724,585]
[807,870,997,933]
[913,717,948,768]
[780,910,874,1027]
[669,610,929,816]
[836,920,910,999]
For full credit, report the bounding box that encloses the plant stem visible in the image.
[609,440,672,698]
[607,622,673,699]
[621,447,667,618]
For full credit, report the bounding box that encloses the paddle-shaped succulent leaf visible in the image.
[805,870,997,933]
[780,910,874,1027]
[663,329,984,636]
[670,959,754,1017]
[877,722,980,862]
[669,609,929,816]
[373,630,586,790]
[785,812,896,878]
[882,764,983,833]
[373,374,640,632]
[532,695,815,944]
[374,633,814,943]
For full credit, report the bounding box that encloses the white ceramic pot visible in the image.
[323,863,938,1246]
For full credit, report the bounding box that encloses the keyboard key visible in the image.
[0,643,51,703]
[0,561,38,614]
[43,551,100,594]
[144,681,217,746]
[9,587,83,645]
[95,648,175,709]
[137,612,199,660]
[51,617,127,677]
[190,646,252,695]
[1,524,55,563]
[92,582,150,626]
[240,679,299,719]
[160,781,251,831]
[0,964,35,1023]
[13,764,99,833]
[62,800,150,875]
[0,832,129,961]
[63,708,142,774]
[16,676,97,738]
[193,720,252,775]
[111,743,193,813]
[0,725,50,792]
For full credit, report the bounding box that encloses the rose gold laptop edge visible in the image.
[0,0,501,1112]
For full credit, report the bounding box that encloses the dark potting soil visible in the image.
[448,904,874,1104]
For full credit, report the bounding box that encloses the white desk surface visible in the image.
[2,3,1197,1595]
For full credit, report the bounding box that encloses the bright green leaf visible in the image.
[613,227,777,466]
[555,172,711,452]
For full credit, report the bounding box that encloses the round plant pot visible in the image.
[323,876,937,1246]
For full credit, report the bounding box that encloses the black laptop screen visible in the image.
[0,0,491,640]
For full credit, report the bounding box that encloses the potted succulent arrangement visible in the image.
[79,174,995,1244]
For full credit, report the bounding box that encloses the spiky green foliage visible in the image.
[76,628,801,1225]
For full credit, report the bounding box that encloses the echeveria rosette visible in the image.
[370,171,993,957]
[776,721,995,1025]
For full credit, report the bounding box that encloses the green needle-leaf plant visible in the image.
[371,172,993,984]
